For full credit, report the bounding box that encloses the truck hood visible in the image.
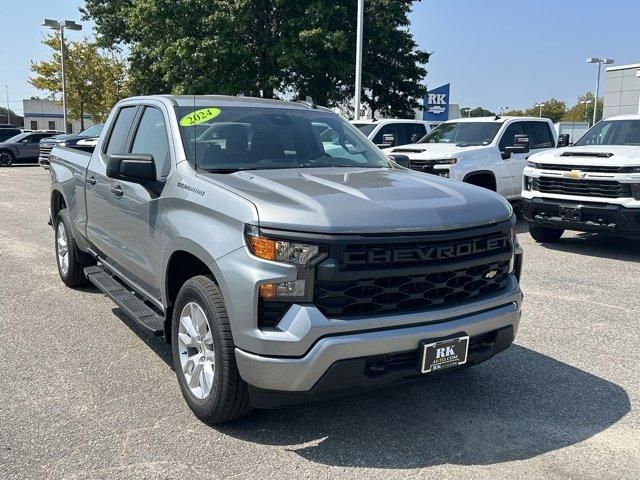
[201,167,511,234]
[384,142,489,159]
[531,145,640,167]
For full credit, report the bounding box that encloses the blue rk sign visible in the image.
[423,84,450,121]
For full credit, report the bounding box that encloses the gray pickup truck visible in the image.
[49,95,523,424]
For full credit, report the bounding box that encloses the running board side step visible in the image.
[84,266,164,336]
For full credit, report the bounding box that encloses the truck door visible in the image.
[498,121,528,197]
[85,104,171,299]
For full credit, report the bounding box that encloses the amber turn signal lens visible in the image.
[248,236,276,260]
[259,283,277,299]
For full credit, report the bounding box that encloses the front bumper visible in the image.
[236,296,521,405]
[522,197,640,237]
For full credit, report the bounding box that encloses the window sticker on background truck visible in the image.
[179,107,221,126]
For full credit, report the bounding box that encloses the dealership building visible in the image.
[603,63,640,119]
[22,99,93,133]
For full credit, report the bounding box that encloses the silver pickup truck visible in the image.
[49,95,523,424]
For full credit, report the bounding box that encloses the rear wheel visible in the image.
[171,275,252,424]
[529,224,564,243]
[55,209,93,287]
[0,151,13,167]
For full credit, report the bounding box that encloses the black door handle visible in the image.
[86,176,96,186]
[110,185,124,198]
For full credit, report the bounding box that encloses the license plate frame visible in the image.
[420,336,470,374]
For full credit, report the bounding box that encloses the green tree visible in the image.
[29,34,129,128]
[82,0,429,117]
[562,92,603,124]
[462,106,496,117]
[524,98,566,123]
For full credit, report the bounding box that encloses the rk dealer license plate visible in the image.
[420,336,470,374]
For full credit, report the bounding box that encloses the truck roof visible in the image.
[603,114,640,121]
[127,94,328,111]
[447,116,549,124]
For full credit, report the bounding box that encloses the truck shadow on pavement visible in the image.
[219,345,630,469]
[534,233,640,262]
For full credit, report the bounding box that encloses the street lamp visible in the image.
[578,100,592,124]
[499,106,509,115]
[534,102,545,118]
[354,0,364,120]
[586,57,613,127]
[461,107,474,118]
[42,19,82,133]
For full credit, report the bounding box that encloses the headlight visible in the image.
[434,158,457,165]
[245,225,325,301]
[527,161,540,168]
[58,142,67,147]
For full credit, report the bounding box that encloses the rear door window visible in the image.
[373,124,405,146]
[104,106,137,155]
[527,121,554,149]
[403,123,427,143]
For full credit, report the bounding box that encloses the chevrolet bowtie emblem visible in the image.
[483,269,498,280]
[564,170,584,180]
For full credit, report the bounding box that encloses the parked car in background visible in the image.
[49,94,522,423]
[522,114,640,241]
[0,127,22,142]
[39,123,105,168]
[0,131,60,166]
[351,119,431,148]
[384,116,558,200]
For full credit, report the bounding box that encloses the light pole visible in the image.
[499,106,509,115]
[42,19,82,133]
[579,100,592,124]
[4,85,8,124]
[534,102,545,117]
[586,57,613,127]
[354,0,364,120]
[461,107,474,118]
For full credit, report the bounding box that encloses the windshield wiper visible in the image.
[200,167,249,174]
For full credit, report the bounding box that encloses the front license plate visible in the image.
[420,336,470,374]
[560,205,580,221]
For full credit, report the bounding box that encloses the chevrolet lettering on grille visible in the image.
[342,236,509,266]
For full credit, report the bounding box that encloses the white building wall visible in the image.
[22,99,94,133]
[603,63,640,119]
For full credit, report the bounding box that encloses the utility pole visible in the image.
[354,0,364,120]
[586,57,613,126]
[42,19,82,133]
[4,85,8,124]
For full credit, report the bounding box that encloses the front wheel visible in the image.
[171,275,252,424]
[0,151,13,167]
[529,224,564,243]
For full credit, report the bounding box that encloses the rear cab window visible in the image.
[526,121,554,149]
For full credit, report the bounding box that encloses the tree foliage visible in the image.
[29,34,128,128]
[504,98,566,123]
[82,0,429,118]
[562,92,603,124]
[462,106,496,118]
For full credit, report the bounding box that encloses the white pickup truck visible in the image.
[522,114,640,241]
[351,119,430,149]
[384,116,558,200]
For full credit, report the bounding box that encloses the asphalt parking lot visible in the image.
[0,165,638,480]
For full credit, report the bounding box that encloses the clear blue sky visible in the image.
[2,0,639,115]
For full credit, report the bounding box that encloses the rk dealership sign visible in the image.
[422,83,450,122]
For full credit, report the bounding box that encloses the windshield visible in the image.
[175,106,391,172]
[417,121,502,146]
[574,120,640,146]
[352,123,376,136]
[79,123,104,138]
[4,133,28,143]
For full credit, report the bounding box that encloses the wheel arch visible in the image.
[51,188,67,223]
[463,170,498,191]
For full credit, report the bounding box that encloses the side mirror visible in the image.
[557,134,570,148]
[377,133,397,148]
[388,153,411,168]
[107,153,156,182]
[504,134,530,155]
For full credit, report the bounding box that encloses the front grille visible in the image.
[315,260,509,317]
[536,164,635,173]
[533,177,632,198]
[39,145,54,163]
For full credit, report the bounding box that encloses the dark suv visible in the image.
[0,131,59,166]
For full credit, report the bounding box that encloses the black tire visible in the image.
[529,224,564,243]
[171,275,252,424]
[55,209,93,287]
[0,150,13,167]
